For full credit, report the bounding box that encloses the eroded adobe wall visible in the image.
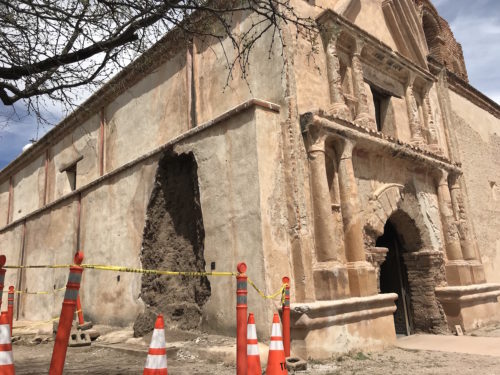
[448,90,500,282]
[134,151,210,335]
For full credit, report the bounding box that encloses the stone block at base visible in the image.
[347,262,378,297]
[435,283,500,331]
[290,293,398,359]
[469,262,486,284]
[445,261,472,286]
[313,262,350,300]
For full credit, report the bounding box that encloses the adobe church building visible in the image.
[1,0,499,359]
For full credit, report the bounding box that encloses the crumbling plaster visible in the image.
[174,106,291,337]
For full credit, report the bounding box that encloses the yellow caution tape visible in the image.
[247,277,287,303]
[5,264,72,269]
[4,263,286,301]
[79,264,237,277]
[14,287,66,295]
[13,309,83,330]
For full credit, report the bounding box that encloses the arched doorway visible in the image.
[377,220,414,336]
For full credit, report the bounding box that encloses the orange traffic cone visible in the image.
[247,313,262,375]
[0,311,14,375]
[143,314,168,375]
[266,313,287,375]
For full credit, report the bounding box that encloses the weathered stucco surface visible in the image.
[105,52,189,172]
[0,180,9,227]
[449,90,500,282]
[78,160,158,326]
[19,199,78,321]
[48,114,100,203]
[11,155,45,222]
[0,223,23,308]
[174,107,286,337]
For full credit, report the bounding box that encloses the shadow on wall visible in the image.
[134,150,211,337]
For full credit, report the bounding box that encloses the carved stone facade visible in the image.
[0,0,499,360]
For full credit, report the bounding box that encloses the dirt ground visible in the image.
[11,332,500,374]
[12,343,234,374]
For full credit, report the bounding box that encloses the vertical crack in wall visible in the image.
[134,151,210,336]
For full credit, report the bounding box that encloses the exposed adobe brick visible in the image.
[414,0,468,82]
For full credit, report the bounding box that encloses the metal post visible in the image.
[282,276,291,357]
[49,251,84,375]
[76,295,84,326]
[236,262,248,375]
[0,255,6,310]
[7,286,14,336]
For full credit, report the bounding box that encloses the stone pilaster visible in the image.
[367,247,389,293]
[351,39,376,129]
[336,138,377,297]
[422,83,442,155]
[320,23,351,120]
[405,72,425,145]
[435,170,471,286]
[307,128,350,300]
[448,173,486,284]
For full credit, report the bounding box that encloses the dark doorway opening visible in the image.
[377,220,414,335]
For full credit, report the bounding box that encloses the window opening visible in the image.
[66,164,77,191]
[370,87,389,132]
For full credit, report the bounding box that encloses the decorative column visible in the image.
[422,82,442,154]
[405,72,425,145]
[367,247,389,293]
[307,127,350,300]
[320,22,351,120]
[448,173,486,284]
[336,138,377,297]
[435,170,471,286]
[351,38,376,129]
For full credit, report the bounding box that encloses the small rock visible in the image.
[30,336,43,345]
[286,357,307,372]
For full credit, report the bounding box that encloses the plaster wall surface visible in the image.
[105,51,188,173]
[254,108,292,319]
[0,223,23,308]
[19,198,78,321]
[449,90,500,282]
[175,107,281,337]
[48,114,100,203]
[11,155,45,222]
[0,180,9,227]
[194,17,285,125]
[78,159,158,326]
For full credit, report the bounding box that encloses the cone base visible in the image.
[143,369,168,375]
[266,353,288,375]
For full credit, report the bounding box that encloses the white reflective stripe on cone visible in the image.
[247,324,257,339]
[271,323,282,337]
[247,344,260,356]
[150,329,166,348]
[145,355,168,369]
[269,340,284,351]
[0,351,13,365]
[0,325,10,344]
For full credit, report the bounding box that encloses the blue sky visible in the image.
[1,0,499,170]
